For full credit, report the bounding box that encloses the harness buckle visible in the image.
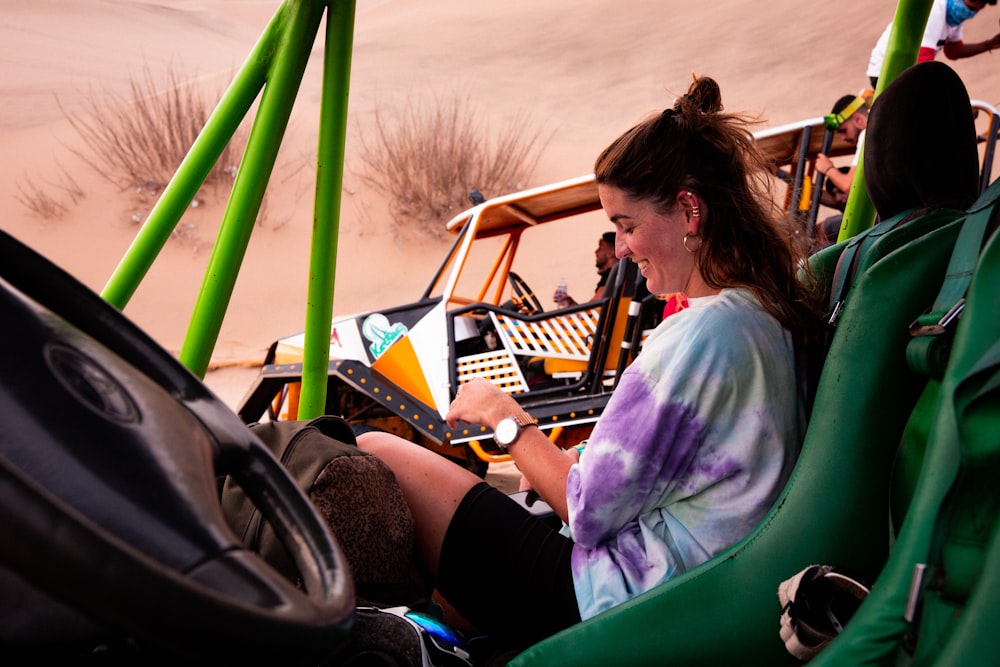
[909,298,965,337]
[827,300,845,327]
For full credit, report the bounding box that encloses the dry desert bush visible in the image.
[62,64,244,199]
[14,167,84,220]
[16,63,257,244]
[356,94,551,240]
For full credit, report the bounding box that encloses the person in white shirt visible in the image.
[867,0,1000,88]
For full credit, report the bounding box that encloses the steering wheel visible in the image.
[0,230,353,662]
[508,271,545,315]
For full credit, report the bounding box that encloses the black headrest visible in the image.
[864,61,980,219]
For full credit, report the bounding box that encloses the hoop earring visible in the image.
[683,233,702,254]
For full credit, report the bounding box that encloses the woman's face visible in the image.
[598,184,696,296]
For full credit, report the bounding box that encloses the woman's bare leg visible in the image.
[356,430,482,579]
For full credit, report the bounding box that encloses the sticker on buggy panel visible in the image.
[362,313,408,360]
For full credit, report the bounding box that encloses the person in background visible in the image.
[814,94,870,246]
[554,231,619,307]
[867,0,1000,89]
[354,75,824,651]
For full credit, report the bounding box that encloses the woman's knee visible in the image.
[357,432,474,482]
[357,431,482,575]
[355,431,479,522]
[356,431,461,481]
[355,429,409,460]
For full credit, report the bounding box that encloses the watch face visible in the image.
[495,417,519,446]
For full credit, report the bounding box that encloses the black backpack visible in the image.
[221,416,423,606]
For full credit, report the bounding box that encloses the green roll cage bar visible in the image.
[95,0,933,420]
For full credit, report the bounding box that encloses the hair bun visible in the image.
[685,76,723,114]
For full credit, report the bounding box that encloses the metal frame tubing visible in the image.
[838,0,932,242]
[178,0,327,378]
[99,0,352,384]
[298,1,356,419]
[100,3,290,312]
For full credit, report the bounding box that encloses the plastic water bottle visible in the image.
[554,277,570,307]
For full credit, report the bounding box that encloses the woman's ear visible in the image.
[679,191,701,235]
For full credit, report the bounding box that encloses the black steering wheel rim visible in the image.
[0,229,353,662]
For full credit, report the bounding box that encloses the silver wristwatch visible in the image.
[493,413,536,451]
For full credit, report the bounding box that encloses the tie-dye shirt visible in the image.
[563,287,805,620]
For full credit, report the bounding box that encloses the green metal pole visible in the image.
[838,0,932,242]
[100,3,288,309]
[298,1,356,420]
[179,0,326,378]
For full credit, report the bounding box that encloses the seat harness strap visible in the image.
[907,196,995,378]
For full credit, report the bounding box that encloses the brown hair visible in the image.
[594,75,822,347]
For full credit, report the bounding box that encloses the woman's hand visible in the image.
[445,377,519,430]
[448,378,576,523]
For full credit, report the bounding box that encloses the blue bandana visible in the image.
[946,0,978,26]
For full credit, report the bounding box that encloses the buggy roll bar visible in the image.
[99,0,356,421]
[837,0,932,242]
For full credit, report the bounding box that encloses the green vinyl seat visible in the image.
[809,180,1000,667]
[910,226,1000,665]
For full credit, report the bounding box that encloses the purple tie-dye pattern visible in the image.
[678,446,744,493]
[569,376,706,545]
[563,289,805,620]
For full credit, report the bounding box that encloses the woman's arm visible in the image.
[446,378,574,521]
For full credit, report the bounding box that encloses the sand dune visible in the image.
[3,0,999,387]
